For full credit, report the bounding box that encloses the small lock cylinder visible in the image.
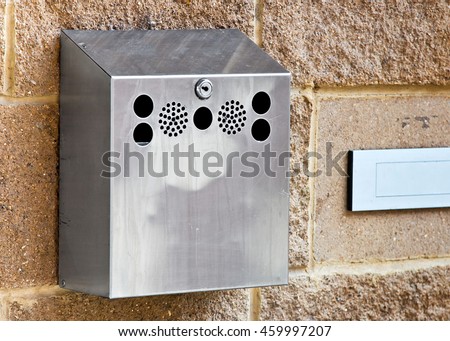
[195,79,213,99]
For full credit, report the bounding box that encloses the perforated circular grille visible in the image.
[218,100,247,135]
[158,102,189,137]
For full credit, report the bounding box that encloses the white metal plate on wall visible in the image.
[348,148,450,211]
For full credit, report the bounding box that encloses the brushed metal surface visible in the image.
[348,148,450,211]
[59,33,111,296]
[62,29,288,77]
[110,75,290,297]
[59,29,290,298]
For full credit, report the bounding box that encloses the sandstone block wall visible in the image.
[0,0,448,320]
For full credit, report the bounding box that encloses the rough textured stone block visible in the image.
[314,96,450,263]
[289,95,312,267]
[14,0,254,96]
[4,287,249,321]
[0,104,58,289]
[261,266,450,320]
[0,2,5,93]
[264,0,450,86]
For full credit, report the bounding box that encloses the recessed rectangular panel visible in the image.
[348,148,450,211]
[376,161,450,197]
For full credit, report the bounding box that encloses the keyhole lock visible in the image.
[195,79,213,99]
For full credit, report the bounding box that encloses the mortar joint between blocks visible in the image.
[3,1,16,96]
[249,288,261,321]
[300,85,319,272]
[253,0,264,47]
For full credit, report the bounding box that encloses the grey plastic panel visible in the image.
[348,148,450,211]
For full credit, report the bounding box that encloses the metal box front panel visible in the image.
[110,75,290,297]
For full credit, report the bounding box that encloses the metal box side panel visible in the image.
[59,32,111,297]
[109,74,290,298]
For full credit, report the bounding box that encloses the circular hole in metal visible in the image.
[252,91,271,114]
[193,107,213,130]
[251,119,271,142]
[133,123,153,146]
[133,94,153,118]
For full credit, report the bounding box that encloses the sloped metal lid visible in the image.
[62,29,289,77]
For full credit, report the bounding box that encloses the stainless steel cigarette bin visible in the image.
[59,29,290,298]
